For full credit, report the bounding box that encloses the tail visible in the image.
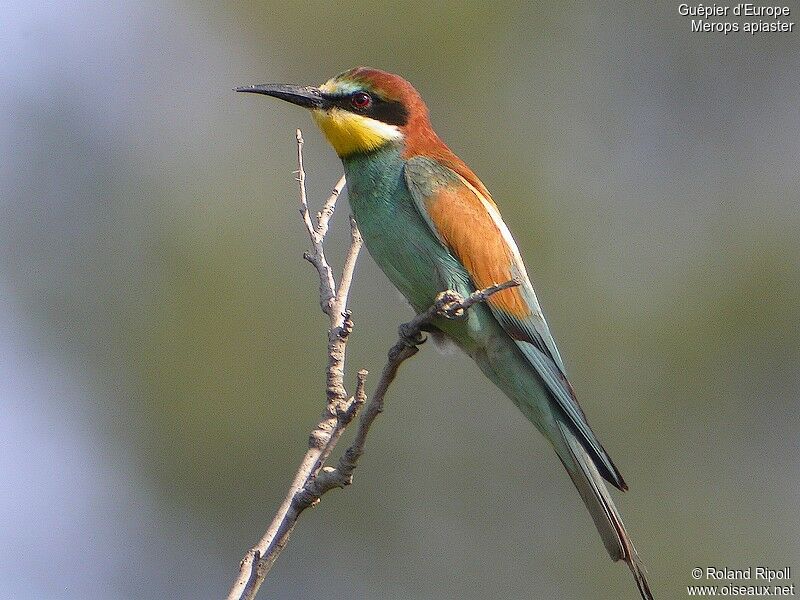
[555,420,654,600]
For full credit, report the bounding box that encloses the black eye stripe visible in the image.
[370,98,408,127]
[320,92,408,127]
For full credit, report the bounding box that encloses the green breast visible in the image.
[341,144,506,358]
[342,144,467,312]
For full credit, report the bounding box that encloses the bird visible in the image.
[237,67,653,599]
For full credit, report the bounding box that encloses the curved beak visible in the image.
[235,84,328,110]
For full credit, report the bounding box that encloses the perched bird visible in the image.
[237,67,653,599]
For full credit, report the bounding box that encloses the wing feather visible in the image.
[404,156,626,490]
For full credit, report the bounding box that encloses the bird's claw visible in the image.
[434,290,466,320]
[398,322,427,346]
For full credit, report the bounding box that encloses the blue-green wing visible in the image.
[404,156,626,490]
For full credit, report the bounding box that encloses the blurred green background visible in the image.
[2,1,799,599]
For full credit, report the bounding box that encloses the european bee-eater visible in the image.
[237,67,653,599]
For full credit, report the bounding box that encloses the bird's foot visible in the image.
[398,321,427,347]
[434,290,467,320]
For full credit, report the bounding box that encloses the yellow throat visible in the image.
[311,109,402,158]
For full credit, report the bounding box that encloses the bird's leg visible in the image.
[397,286,482,348]
[433,290,468,320]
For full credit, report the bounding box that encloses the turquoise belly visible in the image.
[342,145,498,354]
[343,146,464,311]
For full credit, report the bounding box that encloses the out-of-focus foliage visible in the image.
[2,1,798,598]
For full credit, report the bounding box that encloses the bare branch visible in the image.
[408,278,521,326]
[226,129,519,600]
[226,132,358,600]
[317,175,346,239]
[296,129,340,315]
[331,216,363,320]
[311,280,520,495]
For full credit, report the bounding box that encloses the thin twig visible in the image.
[296,129,345,315]
[226,132,357,600]
[225,130,519,600]
[311,280,520,495]
[317,176,345,240]
[332,216,362,319]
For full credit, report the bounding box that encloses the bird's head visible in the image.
[237,67,431,158]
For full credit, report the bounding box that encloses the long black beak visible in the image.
[235,84,327,109]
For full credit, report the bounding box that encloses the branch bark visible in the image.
[225,130,519,600]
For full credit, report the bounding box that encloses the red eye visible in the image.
[351,92,372,109]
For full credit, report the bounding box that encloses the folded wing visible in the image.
[404,156,626,491]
